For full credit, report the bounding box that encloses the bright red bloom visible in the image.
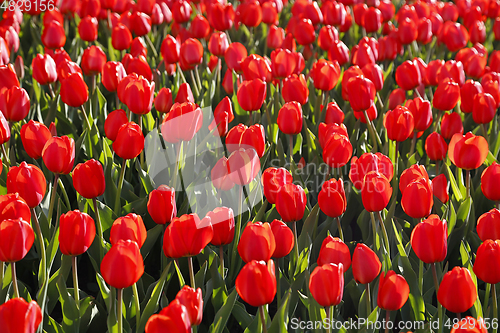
[59,210,95,256]
[175,286,203,326]
[349,153,393,190]
[438,267,477,314]
[460,80,483,114]
[41,21,66,49]
[60,73,89,108]
[147,185,176,225]
[473,93,496,125]
[0,218,34,263]
[440,112,463,140]
[324,102,344,125]
[118,74,154,115]
[145,299,191,333]
[276,183,307,222]
[0,86,30,122]
[384,105,414,142]
[261,167,293,205]
[310,59,340,91]
[110,213,147,248]
[0,298,42,333]
[161,35,180,64]
[161,102,203,144]
[323,133,353,168]
[433,80,460,111]
[102,61,127,93]
[473,240,500,285]
[377,271,410,311]
[410,214,448,263]
[179,38,203,71]
[154,88,173,114]
[208,32,229,57]
[113,122,145,160]
[163,214,213,258]
[271,48,303,79]
[238,221,276,263]
[227,148,261,186]
[31,54,57,85]
[207,207,234,246]
[104,109,128,141]
[481,163,500,202]
[352,243,381,284]
[401,178,433,219]
[346,75,376,112]
[277,101,302,135]
[236,260,276,307]
[432,174,449,204]
[317,236,351,269]
[42,136,75,175]
[270,219,294,259]
[448,132,488,170]
[450,317,488,333]
[225,42,248,74]
[405,97,432,132]
[237,78,266,112]
[361,171,392,212]
[78,16,98,42]
[81,45,106,76]
[241,54,272,82]
[112,24,133,51]
[318,178,347,218]
[72,159,105,199]
[395,60,421,91]
[309,263,344,307]
[7,162,46,208]
[174,83,194,104]
[425,132,448,161]
[0,193,30,223]
[101,239,144,289]
[477,209,500,242]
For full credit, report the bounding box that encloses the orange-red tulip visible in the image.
[448,132,488,170]
[101,239,144,289]
[238,221,276,263]
[438,267,477,314]
[377,271,410,311]
[317,235,351,269]
[309,263,344,307]
[235,260,276,307]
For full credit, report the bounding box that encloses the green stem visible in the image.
[327,305,333,333]
[483,123,489,144]
[365,283,371,315]
[47,174,59,225]
[194,66,203,93]
[377,211,390,259]
[465,169,471,199]
[0,262,3,290]
[133,283,141,332]
[1,144,10,168]
[72,256,80,308]
[11,262,19,298]
[117,288,123,333]
[292,220,299,271]
[81,105,92,132]
[114,159,127,216]
[289,134,293,166]
[259,306,268,333]
[275,259,281,309]
[336,217,344,242]
[493,284,498,333]
[485,283,491,318]
[58,177,71,211]
[409,132,417,157]
[188,256,195,288]
[229,186,244,280]
[219,246,224,278]
[172,142,182,191]
[92,198,105,261]
[363,110,378,152]
[384,311,390,333]
[432,263,443,333]
[189,70,200,98]
[32,208,47,331]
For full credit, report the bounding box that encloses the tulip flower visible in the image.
[0,193,31,223]
[324,102,345,125]
[226,124,266,157]
[377,271,410,311]
[352,243,381,284]
[101,239,144,289]
[209,97,234,137]
[473,239,500,285]
[441,112,464,140]
[270,219,294,259]
[163,213,213,259]
[270,48,303,79]
[7,162,47,209]
[31,54,57,86]
[179,38,203,71]
[322,133,353,168]
[432,174,450,204]
[117,74,155,115]
[361,171,392,212]
[208,32,229,56]
[395,60,421,91]
[438,267,477,314]
[147,185,177,225]
[275,183,306,223]
[58,210,95,256]
[161,102,203,144]
[282,74,309,105]
[211,157,235,191]
[145,299,191,333]
[237,78,267,114]
[318,123,348,149]
[110,213,147,248]
[309,263,344,308]
[236,259,276,308]
[113,122,145,160]
[176,286,203,326]
[102,61,127,93]
[41,136,75,175]
[41,21,66,49]
[410,215,448,264]
[401,178,433,219]
[152,89,172,114]
[81,45,106,76]
[477,209,500,242]
[473,92,496,126]
[460,80,483,113]
[481,163,500,203]
[277,102,303,135]
[0,298,42,333]
[60,73,89,108]
[0,64,19,94]
[112,24,133,51]
[207,207,235,247]
[227,148,261,186]
[174,83,194,104]
[240,54,272,83]
[261,167,293,204]
[310,59,341,92]
[0,86,29,123]
[425,132,448,162]
[405,97,432,132]
[450,317,488,333]
[433,80,460,111]
[78,16,98,42]
[72,159,105,199]
[238,221,276,263]
[318,178,347,219]
[384,105,415,142]
[349,153,393,190]
[104,109,128,142]
[317,235,351,270]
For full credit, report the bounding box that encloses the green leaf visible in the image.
[445,164,464,202]
[56,274,80,333]
[269,290,291,332]
[210,289,238,333]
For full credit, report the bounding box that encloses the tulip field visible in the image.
[2,0,500,332]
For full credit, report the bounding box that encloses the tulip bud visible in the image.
[42,136,75,175]
[0,298,42,333]
[113,122,145,160]
[235,260,276,307]
[101,240,144,289]
[309,263,344,307]
[438,267,477,314]
[377,271,410,311]
[318,178,347,218]
[276,183,307,222]
[238,221,276,263]
[352,243,381,284]
[72,159,105,199]
[477,209,500,242]
[473,240,500,284]
[0,218,34,263]
[147,185,177,225]
[59,210,95,256]
[270,219,294,259]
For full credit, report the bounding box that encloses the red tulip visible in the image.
[104,109,128,141]
[147,185,177,225]
[384,105,414,142]
[7,162,47,208]
[112,24,133,51]
[276,183,306,222]
[346,75,376,112]
[113,122,145,160]
[270,48,303,79]
[267,25,285,49]
[439,21,469,52]
[450,317,488,333]
[323,133,353,168]
[401,178,433,219]
[438,267,477,314]
[448,132,488,170]
[309,263,344,307]
[437,60,465,87]
[60,72,89,107]
[277,101,302,135]
[481,163,500,202]
[460,80,483,114]
[441,112,463,140]
[72,159,105,199]
[208,97,234,137]
[0,193,31,223]
[225,42,247,74]
[432,174,449,204]
[110,213,147,248]
[324,102,344,125]
[261,167,292,205]
[395,60,421,91]
[145,299,191,333]
[405,97,432,132]
[0,64,19,94]
[163,213,213,258]
[226,124,266,158]
[237,78,266,112]
[154,88,173,114]
[130,12,152,36]
[477,209,500,242]
[349,153,393,190]
[174,83,194,104]
[81,45,106,76]
[352,243,381,284]
[190,14,210,39]
[101,239,144,289]
[318,178,347,218]
[41,136,75,175]
[473,239,500,284]
[211,157,235,191]
[0,298,42,333]
[208,32,229,57]
[59,210,96,256]
[31,54,57,85]
[377,271,410,311]
[473,93,496,125]
[238,221,276,263]
[318,25,339,51]
[235,260,276,307]
[227,148,261,186]
[317,235,351,269]
[160,35,180,64]
[361,171,392,212]
[388,88,406,110]
[102,61,127,93]
[172,0,192,23]
[433,80,460,111]
[176,286,203,326]
[270,219,294,259]
[410,214,447,263]
[399,165,429,194]
[207,207,234,246]
[179,38,203,71]
[78,16,98,42]
[117,74,154,115]
[0,86,30,122]
[42,21,66,49]
[161,102,203,144]
[0,218,34,263]
[241,54,272,82]
[57,60,82,81]
[310,59,340,91]
[425,132,448,161]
